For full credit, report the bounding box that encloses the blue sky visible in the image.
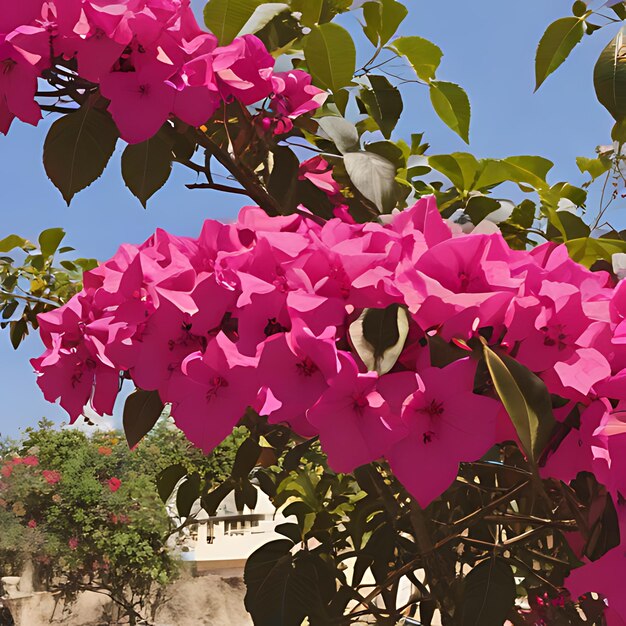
[0,0,619,438]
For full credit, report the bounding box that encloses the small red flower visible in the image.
[68,537,79,550]
[98,446,112,456]
[42,470,61,485]
[21,456,39,466]
[107,477,121,492]
[1,464,13,478]
[27,519,37,528]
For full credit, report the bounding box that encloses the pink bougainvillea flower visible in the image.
[298,156,342,198]
[212,35,274,105]
[0,40,42,134]
[22,456,39,466]
[107,477,122,492]
[42,469,62,485]
[271,70,327,119]
[258,323,339,436]
[166,332,259,452]
[100,70,176,143]
[306,353,405,473]
[385,359,499,507]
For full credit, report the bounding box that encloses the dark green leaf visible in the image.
[461,558,516,626]
[203,0,260,44]
[156,464,187,503]
[303,23,356,92]
[43,105,118,205]
[535,17,585,90]
[594,27,626,122]
[391,36,443,83]
[121,131,174,207]
[201,479,236,516]
[10,318,27,350]
[275,522,303,543]
[344,150,397,212]
[429,81,471,143]
[566,236,626,267]
[122,389,164,449]
[176,473,201,519]
[38,228,66,259]
[483,345,556,465]
[359,75,403,139]
[232,437,262,479]
[267,146,301,213]
[349,304,409,375]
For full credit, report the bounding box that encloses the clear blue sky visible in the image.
[0,0,618,438]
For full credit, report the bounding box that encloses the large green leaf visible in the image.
[303,23,356,92]
[156,464,187,503]
[390,36,443,83]
[461,558,516,626]
[238,3,290,36]
[358,75,403,139]
[576,155,612,181]
[483,345,556,465]
[43,105,119,205]
[203,0,260,44]
[474,156,553,190]
[122,389,165,449]
[594,26,626,122]
[535,17,585,90]
[428,152,480,191]
[121,131,174,208]
[344,150,397,212]
[566,236,626,267]
[429,80,471,143]
[349,304,409,375]
[292,0,323,26]
[0,235,31,253]
[176,473,201,519]
[317,116,360,154]
[38,228,66,258]
[362,0,408,47]
[244,542,333,626]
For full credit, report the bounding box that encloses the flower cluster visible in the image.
[0,0,326,142]
[31,196,626,618]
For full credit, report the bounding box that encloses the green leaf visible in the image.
[303,23,356,92]
[238,3,290,36]
[428,152,480,191]
[203,0,260,44]
[201,480,236,516]
[566,236,626,267]
[358,75,403,139]
[349,304,409,375]
[176,473,201,519]
[594,27,626,122]
[38,228,65,258]
[317,116,360,154]
[43,105,118,205]
[429,80,471,143]
[576,155,612,181]
[390,36,443,83]
[362,0,408,47]
[475,156,553,190]
[483,345,556,465]
[557,210,591,240]
[293,0,323,26]
[231,438,262,479]
[535,17,585,90]
[0,235,30,253]
[121,131,174,207]
[461,558,516,626]
[122,389,165,449]
[344,150,397,212]
[156,464,187,503]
